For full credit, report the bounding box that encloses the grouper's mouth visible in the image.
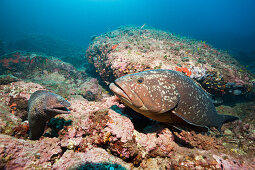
[109,82,131,104]
[109,81,144,109]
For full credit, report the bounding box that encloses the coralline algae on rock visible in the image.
[0,134,62,169]
[86,26,254,98]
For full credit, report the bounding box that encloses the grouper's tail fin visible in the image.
[217,114,239,132]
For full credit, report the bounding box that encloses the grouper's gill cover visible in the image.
[109,69,239,131]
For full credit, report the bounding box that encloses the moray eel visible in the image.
[109,69,238,131]
[28,90,71,140]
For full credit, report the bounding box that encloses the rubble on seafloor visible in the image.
[0,26,255,169]
[86,26,255,102]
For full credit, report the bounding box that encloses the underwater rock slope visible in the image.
[86,26,254,98]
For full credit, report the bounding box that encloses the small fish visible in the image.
[28,90,71,140]
[109,69,238,131]
[141,23,146,29]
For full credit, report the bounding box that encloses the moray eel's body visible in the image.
[110,69,238,131]
[28,90,71,140]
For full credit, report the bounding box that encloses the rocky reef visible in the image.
[86,26,254,102]
[0,51,106,100]
[0,27,255,169]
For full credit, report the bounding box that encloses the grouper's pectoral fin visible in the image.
[160,84,180,113]
[170,111,209,132]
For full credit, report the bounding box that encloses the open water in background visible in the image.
[0,0,255,69]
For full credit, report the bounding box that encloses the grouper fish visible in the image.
[109,69,238,131]
[28,90,71,140]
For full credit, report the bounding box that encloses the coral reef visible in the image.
[86,26,254,101]
[0,80,255,169]
[0,26,255,169]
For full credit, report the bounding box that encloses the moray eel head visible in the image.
[28,90,71,140]
[44,93,71,116]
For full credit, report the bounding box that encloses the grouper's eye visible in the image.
[137,77,144,84]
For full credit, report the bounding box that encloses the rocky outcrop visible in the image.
[86,26,254,100]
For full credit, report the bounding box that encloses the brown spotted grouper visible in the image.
[109,69,238,131]
[28,90,71,140]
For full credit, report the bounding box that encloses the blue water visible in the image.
[0,0,255,57]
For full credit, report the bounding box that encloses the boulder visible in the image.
[86,26,254,98]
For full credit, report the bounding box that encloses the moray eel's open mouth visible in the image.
[47,107,70,114]
[53,106,70,113]
[109,82,131,104]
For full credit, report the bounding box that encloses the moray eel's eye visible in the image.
[137,77,144,84]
